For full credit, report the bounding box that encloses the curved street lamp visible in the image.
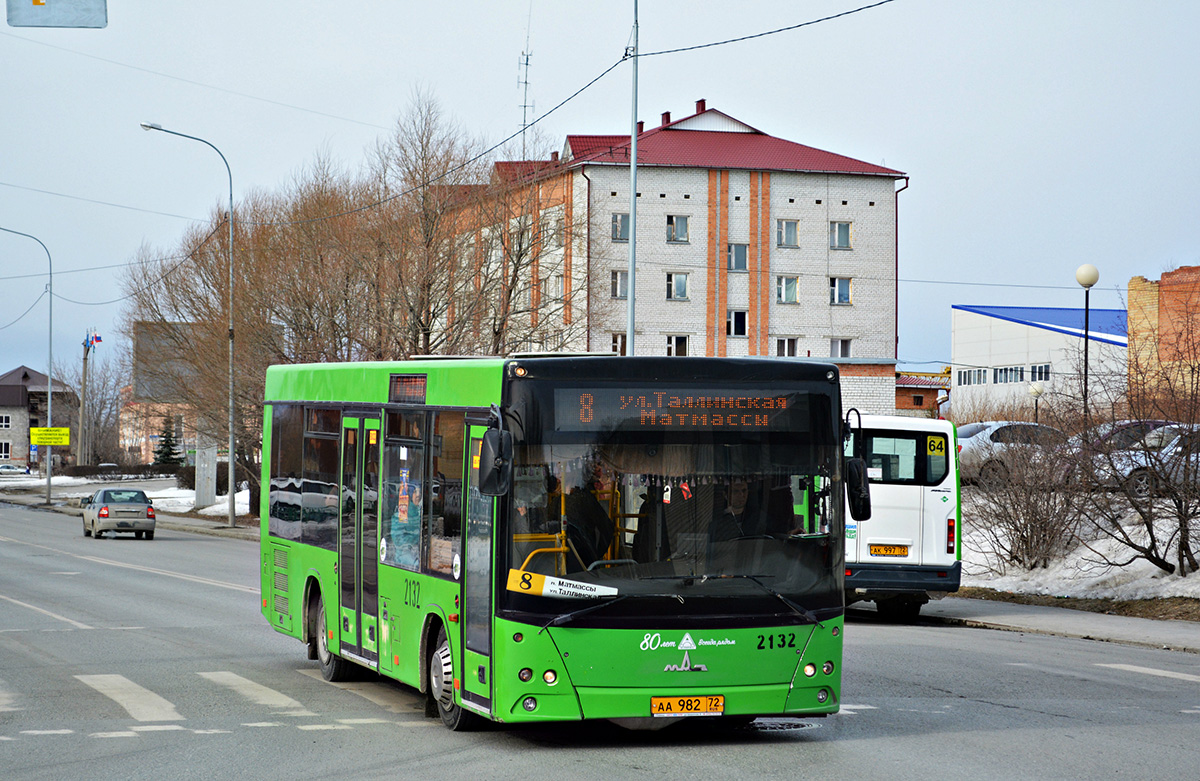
[140,122,237,528]
[1,227,54,504]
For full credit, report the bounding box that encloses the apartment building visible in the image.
[502,100,907,411]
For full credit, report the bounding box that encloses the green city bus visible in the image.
[260,355,869,730]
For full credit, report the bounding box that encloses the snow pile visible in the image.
[196,488,251,516]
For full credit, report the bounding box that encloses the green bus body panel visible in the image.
[264,359,506,407]
[489,617,842,722]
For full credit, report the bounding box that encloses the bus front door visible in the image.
[338,415,381,666]
[459,431,493,717]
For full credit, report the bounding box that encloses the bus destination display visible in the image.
[553,387,807,432]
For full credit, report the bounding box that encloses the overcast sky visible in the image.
[2,0,1197,380]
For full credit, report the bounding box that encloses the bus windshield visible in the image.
[500,378,843,627]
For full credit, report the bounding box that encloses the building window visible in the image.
[830,277,852,305]
[552,274,564,301]
[776,276,800,304]
[667,335,689,356]
[1031,363,1050,382]
[611,270,628,299]
[913,395,925,407]
[612,213,629,242]
[612,333,627,356]
[776,219,799,247]
[830,339,851,358]
[830,221,852,249]
[727,243,748,271]
[0,415,9,429]
[0,441,9,460]
[666,272,689,300]
[727,310,748,337]
[993,366,1026,384]
[776,338,798,357]
[666,215,689,243]
[957,369,988,386]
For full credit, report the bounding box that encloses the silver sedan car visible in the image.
[82,488,156,539]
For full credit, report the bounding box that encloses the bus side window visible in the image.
[427,411,465,577]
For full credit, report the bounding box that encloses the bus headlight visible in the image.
[523,697,538,711]
[804,663,817,677]
[543,670,557,684]
[823,661,835,675]
[817,689,829,704]
[518,668,533,682]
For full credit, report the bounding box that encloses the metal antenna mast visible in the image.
[519,1,534,157]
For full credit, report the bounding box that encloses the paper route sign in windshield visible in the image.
[506,569,619,599]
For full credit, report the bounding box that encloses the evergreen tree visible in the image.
[152,416,183,467]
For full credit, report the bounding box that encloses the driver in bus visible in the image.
[709,479,762,541]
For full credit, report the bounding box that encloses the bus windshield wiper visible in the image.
[721,574,824,627]
[539,592,683,633]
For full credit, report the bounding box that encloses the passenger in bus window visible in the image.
[562,461,612,569]
[389,483,421,569]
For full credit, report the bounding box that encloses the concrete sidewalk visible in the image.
[921,596,1200,654]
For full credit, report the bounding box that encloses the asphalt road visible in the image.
[2,500,1198,780]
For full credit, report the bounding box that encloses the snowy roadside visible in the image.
[962,490,1200,601]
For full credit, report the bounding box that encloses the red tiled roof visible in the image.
[566,116,903,177]
[896,375,950,389]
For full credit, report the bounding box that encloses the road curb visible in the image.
[921,608,1200,655]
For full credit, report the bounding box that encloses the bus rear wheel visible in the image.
[430,627,479,731]
[315,594,351,682]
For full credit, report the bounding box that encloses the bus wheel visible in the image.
[316,595,351,682]
[430,627,478,731]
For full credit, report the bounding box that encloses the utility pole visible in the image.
[79,329,99,466]
[626,0,639,355]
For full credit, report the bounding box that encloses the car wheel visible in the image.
[134,531,143,539]
[316,594,351,682]
[430,626,479,731]
[1125,469,1155,502]
[83,519,92,537]
[94,520,104,539]
[145,531,154,540]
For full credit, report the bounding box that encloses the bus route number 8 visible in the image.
[580,392,594,424]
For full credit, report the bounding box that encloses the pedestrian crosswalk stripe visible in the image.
[297,723,352,731]
[198,671,314,716]
[75,674,184,722]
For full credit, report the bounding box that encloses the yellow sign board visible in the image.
[30,427,70,446]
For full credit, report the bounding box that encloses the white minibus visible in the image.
[844,415,960,620]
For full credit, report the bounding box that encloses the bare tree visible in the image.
[54,348,129,466]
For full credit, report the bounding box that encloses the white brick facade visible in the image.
[573,159,898,362]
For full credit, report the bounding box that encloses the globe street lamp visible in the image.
[1076,263,1100,429]
[140,122,237,528]
[1028,381,1044,424]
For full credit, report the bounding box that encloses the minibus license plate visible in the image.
[650,695,724,717]
[870,544,909,557]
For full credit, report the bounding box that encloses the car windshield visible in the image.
[957,423,988,439]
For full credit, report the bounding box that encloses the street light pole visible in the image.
[0,227,53,505]
[140,122,237,527]
[1076,264,1099,431]
[1029,381,1044,424]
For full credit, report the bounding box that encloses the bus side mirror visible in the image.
[478,429,513,497]
[846,457,871,521]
